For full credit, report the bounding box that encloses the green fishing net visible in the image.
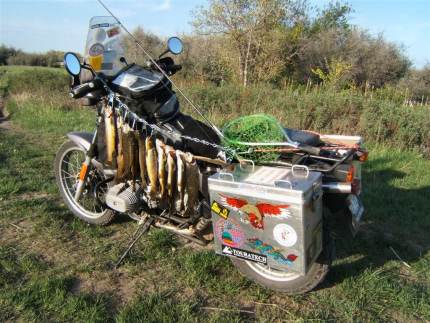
[222,114,286,162]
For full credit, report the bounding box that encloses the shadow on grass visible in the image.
[326,155,430,286]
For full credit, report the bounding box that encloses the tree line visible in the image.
[1,0,428,99]
[0,45,66,68]
[122,0,428,99]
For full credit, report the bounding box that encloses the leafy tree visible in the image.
[122,26,164,65]
[193,0,304,86]
[0,45,18,65]
[399,65,430,102]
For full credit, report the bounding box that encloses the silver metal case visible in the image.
[208,165,323,275]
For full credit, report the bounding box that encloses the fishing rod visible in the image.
[95,0,224,139]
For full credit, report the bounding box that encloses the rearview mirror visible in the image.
[167,37,183,55]
[64,52,81,76]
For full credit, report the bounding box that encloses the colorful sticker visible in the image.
[107,27,120,38]
[211,200,230,219]
[273,224,297,247]
[247,238,298,266]
[218,194,291,230]
[89,43,104,57]
[215,219,245,248]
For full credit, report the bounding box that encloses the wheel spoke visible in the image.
[59,146,108,218]
[61,169,77,178]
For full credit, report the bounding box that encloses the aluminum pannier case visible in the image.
[208,165,323,276]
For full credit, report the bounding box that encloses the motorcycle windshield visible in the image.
[84,16,125,76]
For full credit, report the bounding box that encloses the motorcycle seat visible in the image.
[284,128,321,147]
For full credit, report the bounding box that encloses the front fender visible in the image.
[67,132,94,152]
[66,132,113,175]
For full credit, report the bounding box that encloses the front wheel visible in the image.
[54,140,115,225]
[230,232,334,294]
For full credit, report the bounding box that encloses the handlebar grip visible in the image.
[70,79,102,99]
[171,64,182,72]
[298,144,321,156]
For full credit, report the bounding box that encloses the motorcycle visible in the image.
[55,16,367,294]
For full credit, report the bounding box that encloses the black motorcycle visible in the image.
[56,25,366,293]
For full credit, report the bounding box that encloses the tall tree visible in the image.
[193,0,304,86]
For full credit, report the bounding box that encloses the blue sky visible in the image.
[0,0,429,68]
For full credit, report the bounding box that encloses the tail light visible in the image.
[346,164,362,195]
[346,165,355,183]
[357,150,368,162]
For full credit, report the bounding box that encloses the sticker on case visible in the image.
[218,194,291,230]
[215,219,245,248]
[273,224,298,247]
[247,238,298,266]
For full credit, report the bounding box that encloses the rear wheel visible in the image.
[230,230,334,294]
[54,140,115,225]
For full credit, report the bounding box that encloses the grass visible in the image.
[0,66,429,321]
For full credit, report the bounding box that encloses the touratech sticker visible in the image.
[222,245,267,264]
[215,219,245,248]
[218,194,291,230]
[211,200,230,219]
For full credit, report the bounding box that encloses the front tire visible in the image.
[54,140,115,225]
[230,231,334,294]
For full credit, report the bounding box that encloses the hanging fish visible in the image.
[183,152,200,216]
[115,116,126,180]
[120,127,133,181]
[175,150,185,212]
[129,131,140,187]
[145,137,158,197]
[104,106,116,165]
[164,145,176,199]
[156,139,167,199]
[136,133,146,186]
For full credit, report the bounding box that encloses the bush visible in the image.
[1,67,69,94]
[185,83,430,155]
[2,66,429,156]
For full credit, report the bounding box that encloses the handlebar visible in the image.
[70,78,103,99]
[169,64,182,75]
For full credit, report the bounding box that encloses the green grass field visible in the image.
[0,67,429,322]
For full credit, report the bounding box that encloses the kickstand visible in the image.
[114,215,155,269]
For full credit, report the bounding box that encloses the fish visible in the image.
[129,131,139,186]
[164,145,176,199]
[115,116,126,180]
[156,139,167,198]
[145,137,158,197]
[104,106,116,165]
[136,133,146,186]
[183,153,200,216]
[175,150,185,212]
[120,127,133,181]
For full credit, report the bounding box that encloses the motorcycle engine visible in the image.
[105,182,142,213]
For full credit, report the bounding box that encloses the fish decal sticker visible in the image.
[215,219,245,248]
[218,194,291,229]
[247,238,298,266]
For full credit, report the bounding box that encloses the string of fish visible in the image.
[107,94,236,159]
[104,94,215,216]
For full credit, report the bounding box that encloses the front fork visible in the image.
[74,127,99,202]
